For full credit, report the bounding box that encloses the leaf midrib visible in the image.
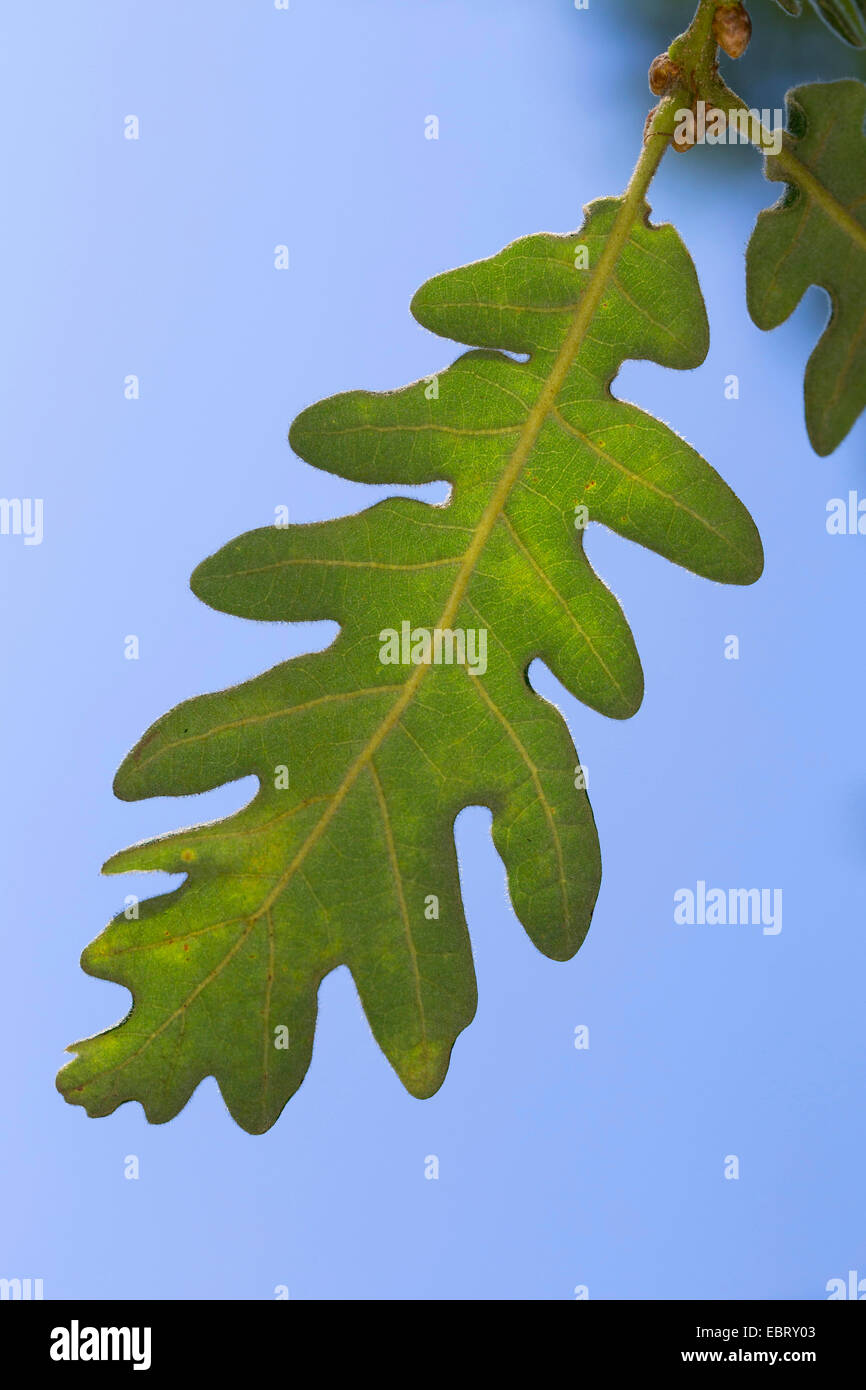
[245,185,664,928]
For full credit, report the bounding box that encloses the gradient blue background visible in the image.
[2,0,865,1300]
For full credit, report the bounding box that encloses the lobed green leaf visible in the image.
[746,80,866,455]
[59,197,762,1132]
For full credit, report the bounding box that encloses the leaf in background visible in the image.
[746,80,866,455]
[58,197,762,1133]
[809,0,866,46]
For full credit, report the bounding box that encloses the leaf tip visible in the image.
[396,1039,454,1100]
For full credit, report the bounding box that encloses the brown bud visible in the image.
[713,4,752,59]
[648,53,682,97]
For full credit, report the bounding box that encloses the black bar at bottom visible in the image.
[2,1298,862,1374]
